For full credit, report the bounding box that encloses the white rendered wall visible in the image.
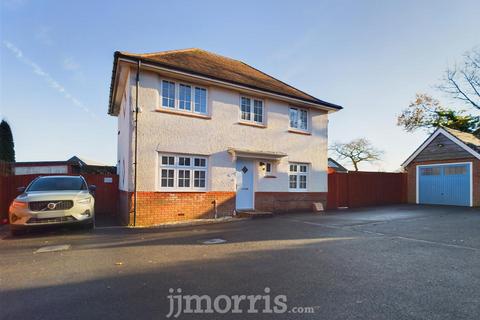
[117,70,133,192]
[126,69,329,193]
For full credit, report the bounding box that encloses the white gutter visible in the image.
[117,57,341,113]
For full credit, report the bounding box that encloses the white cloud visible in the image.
[3,40,98,120]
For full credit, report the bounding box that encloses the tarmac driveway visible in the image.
[0,205,479,320]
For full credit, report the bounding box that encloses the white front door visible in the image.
[236,159,254,210]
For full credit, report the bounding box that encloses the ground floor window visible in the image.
[289,163,308,190]
[158,154,208,191]
[259,161,273,175]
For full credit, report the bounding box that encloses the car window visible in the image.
[27,177,87,191]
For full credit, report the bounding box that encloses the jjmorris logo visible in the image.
[166,287,315,318]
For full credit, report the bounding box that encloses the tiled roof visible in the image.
[443,127,480,154]
[110,48,342,114]
[328,158,348,172]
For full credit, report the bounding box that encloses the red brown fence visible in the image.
[0,173,119,223]
[0,161,13,176]
[327,171,408,209]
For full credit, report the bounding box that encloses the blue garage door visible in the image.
[418,163,471,206]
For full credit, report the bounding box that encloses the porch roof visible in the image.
[227,148,287,160]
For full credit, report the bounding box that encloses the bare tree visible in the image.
[330,138,383,171]
[438,48,480,110]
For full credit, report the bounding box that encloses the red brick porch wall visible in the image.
[118,191,236,226]
[255,192,328,213]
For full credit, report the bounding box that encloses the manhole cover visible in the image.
[202,238,227,244]
[35,244,71,253]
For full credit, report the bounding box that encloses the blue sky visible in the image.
[1,0,479,170]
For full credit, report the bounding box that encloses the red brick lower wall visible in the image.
[118,191,328,226]
[255,192,328,213]
[406,158,480,207]
[118,191,235,226]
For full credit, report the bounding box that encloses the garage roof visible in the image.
[443,127,480,153]
[402,127,480,167]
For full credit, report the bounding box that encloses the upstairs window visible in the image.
[179,84,192,111]
[160,79,208,115]
[162,80,175,108]
[254,100,263,123]
[240,96,264,124]
[289,107,308,131]
[241,97,251,121]
[194,87,207,114]
[289,163,308,190]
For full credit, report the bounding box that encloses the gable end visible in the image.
[413,133,472,162]
[402,128,480,168]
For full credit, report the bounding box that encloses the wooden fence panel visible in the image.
[327,173,349,209]
[82,174,119,215]
[328,172,407,209]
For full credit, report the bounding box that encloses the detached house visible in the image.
[108,49,342,226]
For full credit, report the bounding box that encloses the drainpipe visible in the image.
[133,59,141,226]
[212,199,218,219]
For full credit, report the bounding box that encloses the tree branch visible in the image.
[447,70,480,109]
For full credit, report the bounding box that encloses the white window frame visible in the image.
[265,162,272,174]
[239,95,265,125]
[158,154,208,192]
[159,78,208,115]
[161,80,176,109]
[288,163,309,191]
[259,161,273,175]
[289,107,309,131]
[193,86,208,114]
[178,83,192,111]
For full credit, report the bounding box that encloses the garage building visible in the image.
[402,127,480,207]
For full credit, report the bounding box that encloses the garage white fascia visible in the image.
[415,162,473,207]
[402,128,480,168]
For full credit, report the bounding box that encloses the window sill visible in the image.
[288,129,311,135]
[238,121,267,128]
[155,108,211,120]
[155,189,208,193]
